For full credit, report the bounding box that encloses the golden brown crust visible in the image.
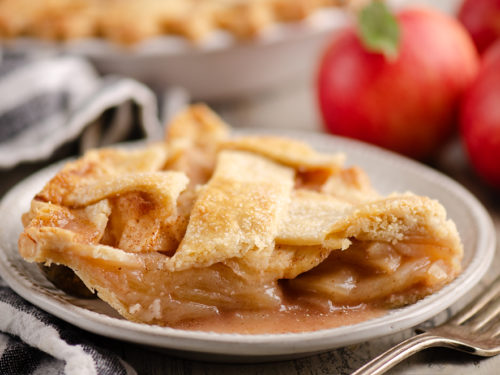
[170,150,294,271]
[221,135,345,173]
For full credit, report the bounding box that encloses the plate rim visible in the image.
[0,130,496,357]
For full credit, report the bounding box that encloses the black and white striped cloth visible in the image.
[0,51,164,168]
[0,52,174,374]
[0,278,136,375]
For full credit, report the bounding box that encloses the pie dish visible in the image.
[0,0,366,45]
[0,3,362,100]
[17,104,465,333]
[0,116,494,358]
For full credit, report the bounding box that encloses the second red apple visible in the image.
[461,41,500,189]
[458,0,500,54]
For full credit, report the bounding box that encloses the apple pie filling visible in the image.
[288,239,459,307]
[18,105,463,333]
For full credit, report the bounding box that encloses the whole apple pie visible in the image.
[0,0,367,45]
[18,105,463,333]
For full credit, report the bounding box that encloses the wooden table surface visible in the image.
[1,82,499,374]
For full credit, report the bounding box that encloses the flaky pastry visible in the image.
[19,104,463,332]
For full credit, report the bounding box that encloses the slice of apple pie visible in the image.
[18,104,463,333]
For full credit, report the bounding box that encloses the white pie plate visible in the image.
[3,8,349,101]
[0,130,495,361]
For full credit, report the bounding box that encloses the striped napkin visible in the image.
[0,51,163,168]
[0,51,172,374]
[0,277,136,375]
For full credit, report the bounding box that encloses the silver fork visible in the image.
[352,276,500,375]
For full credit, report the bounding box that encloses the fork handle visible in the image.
[351,332,452,375]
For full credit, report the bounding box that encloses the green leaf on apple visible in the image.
[358,1,400,59]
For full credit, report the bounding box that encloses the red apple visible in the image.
[458,0,500,55]
[460,40,500,188]
[317,7,479,160]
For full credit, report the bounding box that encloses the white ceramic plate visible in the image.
[4,9,349,100]
[0,131,495,361]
